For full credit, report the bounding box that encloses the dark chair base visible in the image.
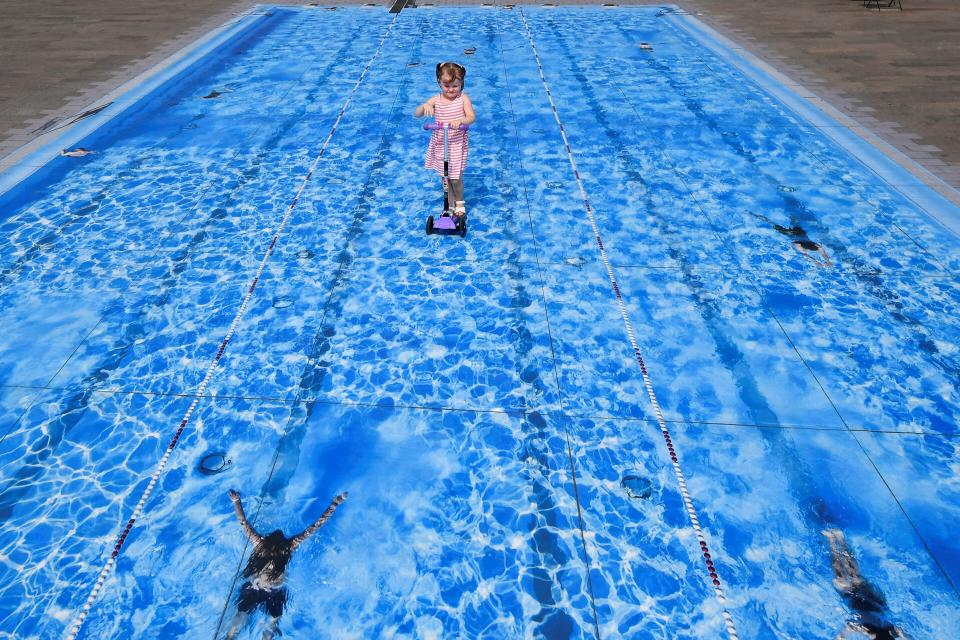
[863,0,903,11]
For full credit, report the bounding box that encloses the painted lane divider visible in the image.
[65,13,400,640]
[517,9,739,640]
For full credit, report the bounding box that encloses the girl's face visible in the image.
[439,75,463,100]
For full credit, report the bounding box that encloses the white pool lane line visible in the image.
[64,12,401,640]
[517,8,740,640]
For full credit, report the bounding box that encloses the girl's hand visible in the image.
[448,120,461,130]
[422,101,435,117]
[228,489,240,501]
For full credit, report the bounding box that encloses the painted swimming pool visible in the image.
[0,4,958,639]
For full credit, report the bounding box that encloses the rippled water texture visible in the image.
[0,6,958,639]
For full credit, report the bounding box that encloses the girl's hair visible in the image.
[436,62,466,84]
[243,530,293,582]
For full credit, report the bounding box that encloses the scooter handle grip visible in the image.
[423,123,469,131]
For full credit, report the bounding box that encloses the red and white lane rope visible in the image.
[65,14,400,640]
[517,10,739,640]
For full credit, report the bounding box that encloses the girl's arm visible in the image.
[414,96,436,118]
[461,93,476,126]
[449,93,476,130]
[289,492,348,551]
[228,490,262,545]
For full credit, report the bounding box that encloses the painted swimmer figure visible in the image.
[60,147,95,157]
[225,489,348,640]
[751,211,833,268]
[823,529,907,639]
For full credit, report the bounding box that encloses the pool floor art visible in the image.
[0,4,958,639]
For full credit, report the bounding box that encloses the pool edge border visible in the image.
[661,4,960,239]
[0,4,276,198]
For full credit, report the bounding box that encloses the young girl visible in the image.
[414,62,476,217]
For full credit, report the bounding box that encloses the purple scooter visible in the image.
[424,122,469,237]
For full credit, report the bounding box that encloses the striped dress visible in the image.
[425,94,469,180]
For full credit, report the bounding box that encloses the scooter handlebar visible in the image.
[423,123,469,131]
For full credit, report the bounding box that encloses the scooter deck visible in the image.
[425,212,467,236]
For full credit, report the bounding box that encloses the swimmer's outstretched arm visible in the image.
[747,210,775,226]
[289,492,348,551]
[228,490,263,545]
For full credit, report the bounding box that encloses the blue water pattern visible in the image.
[0,6,957,639]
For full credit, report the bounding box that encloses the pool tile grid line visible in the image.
[562,21,954,278]
[0,21,373,444]
[527,16,960,590]
[494,12,607,636]
[14,380,960,438]
[551,14,960,596]
[0,4,340,183]
[658,6,960,235]
[517,8,740,639]
[501,14,957,280]
[751,279,960,597]
[528,21,960,440]
[85,241,960,282]
[0,17,361,298]
[207,24,438,632]
[533,38,960,437]
[62,14,403,640]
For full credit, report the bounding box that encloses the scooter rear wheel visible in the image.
[426,215,434,235]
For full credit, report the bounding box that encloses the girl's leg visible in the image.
[448,179,465,214]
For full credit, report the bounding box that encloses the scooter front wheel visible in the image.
[426,215,434,235]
